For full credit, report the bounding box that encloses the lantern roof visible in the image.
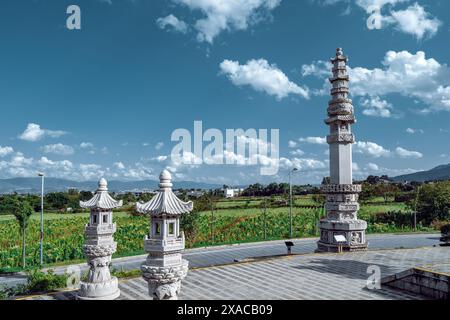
[136,170,193,215]
[80,178,123,210]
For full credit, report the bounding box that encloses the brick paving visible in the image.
[20,246,449,300]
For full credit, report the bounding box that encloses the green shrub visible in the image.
[441,224,450,236]
[25,269,68,293]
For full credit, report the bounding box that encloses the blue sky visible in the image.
[0,0,449,185]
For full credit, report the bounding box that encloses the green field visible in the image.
[0,196,434,270]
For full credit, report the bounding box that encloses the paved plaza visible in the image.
[19,246,449,300]
[1,233,441,289]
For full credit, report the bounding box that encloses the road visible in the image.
[0,232,441,289]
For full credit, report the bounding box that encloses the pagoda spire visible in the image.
[317,48,368,253]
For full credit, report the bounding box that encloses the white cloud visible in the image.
[173,0,281,43]
[0,146,14,157]
[9,152,34,167]
[288,140,297,148]
[282,157,326,171]
[220,59,309,100]
[155,142,164,150]
[366,162,380,171]
[312,1,441,39]
[290,149,305,156]
[350,50,450,112]
[38,157,74,171]
[360,96,393,118]
[305,50,450,113]
[395,147,423,158]
[151,155,168,162]
[114,162,126,170]
[406,128,424,134]
[80,142,94,149]
[389,3,441,40]
[301,60,332,78]
[354,141,391,157]
[156,14,188,33]
[41,143,75,156]
[18,123,66,142]
[298,136,327,145]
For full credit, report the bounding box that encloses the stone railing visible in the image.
[321,184,362,194]
[326,133,355,144]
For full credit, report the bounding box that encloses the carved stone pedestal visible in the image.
[317,184,368,253]
[317,220,368,253]
[142,260,189,300]
[77,244,120,300]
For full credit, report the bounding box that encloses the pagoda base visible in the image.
[142,259,189,300]
[316,219,368,253]
[77,277,120,300]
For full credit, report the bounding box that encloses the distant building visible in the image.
[117,189,156,197]
[187,190,205,198]
[225,188,244,198]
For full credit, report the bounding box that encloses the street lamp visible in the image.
[289,168,299,239]
[37,172,45,266]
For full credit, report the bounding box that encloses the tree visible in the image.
[45,192,69,211]
[408,182,450,225]
[374,183,400,203]
[4,196,35,268]
[79,191,93,202]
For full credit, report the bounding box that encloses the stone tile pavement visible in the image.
[20,247,449,300]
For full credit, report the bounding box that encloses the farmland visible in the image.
[0,196,436,270]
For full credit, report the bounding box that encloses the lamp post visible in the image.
[37,172,45,266]
[289,168,298,239]
[414,185,421,232]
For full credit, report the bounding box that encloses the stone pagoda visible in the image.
[317,48,368,253]
[137,170,193,300]
[77,178,123,300]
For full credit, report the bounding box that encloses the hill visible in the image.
[0,177,221,194]
[392,164,450,182]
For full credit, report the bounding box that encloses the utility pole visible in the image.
[414,185,421,232]
[210,195,215,244]
[289,168,298,239]
[37,172,45,266]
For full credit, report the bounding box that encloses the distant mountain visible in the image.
[392,164,450,183]
[0,177,222,194]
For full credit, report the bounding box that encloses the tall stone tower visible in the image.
[137,170,193,300]
[317,48,368,253]
[77,178,123,300]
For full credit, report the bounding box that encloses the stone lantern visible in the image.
[317,48,368,253]
[77,178,123,300]
[136,170,193,300]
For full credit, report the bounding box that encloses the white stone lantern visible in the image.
[77,178,123,300]
[136,170,193,300]
[317,48,368,253]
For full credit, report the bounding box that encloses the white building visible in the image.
[225,188,244,198]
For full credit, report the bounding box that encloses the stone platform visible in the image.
[18,246,449,300]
